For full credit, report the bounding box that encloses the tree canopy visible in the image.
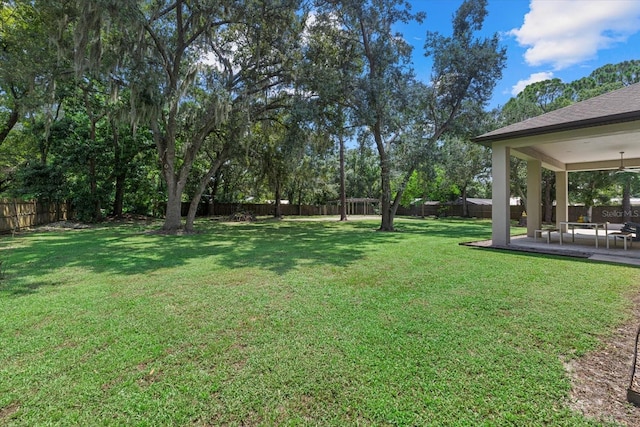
[1,0,636,231]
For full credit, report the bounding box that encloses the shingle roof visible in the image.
[474,82,640,143]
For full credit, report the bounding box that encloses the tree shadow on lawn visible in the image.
[0,279,62,297]
[394,216,492,241]
[0,220,409,295]
[215,222,384,273]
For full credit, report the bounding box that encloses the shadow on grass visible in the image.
[392,216,492,241]
[0,219,406,295]
[0,279,61,297]
[206,220,401,274]
[0,217,495,297]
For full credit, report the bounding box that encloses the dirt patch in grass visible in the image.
[36,215,158,232]
[566,292,640,426]
[35,221,92,231]
[0,403,20,421]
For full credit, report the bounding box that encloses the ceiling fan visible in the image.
[616,152,640,174]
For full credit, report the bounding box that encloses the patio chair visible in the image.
[621,222,640,241]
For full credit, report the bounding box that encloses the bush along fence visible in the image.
[0,199,68,234]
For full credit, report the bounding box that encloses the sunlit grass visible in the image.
[0,217,637,425]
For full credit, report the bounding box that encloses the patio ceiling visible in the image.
[474,82,640,172]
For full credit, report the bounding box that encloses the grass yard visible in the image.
[1,217,639,426]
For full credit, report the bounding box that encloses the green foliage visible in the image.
[399,170,423,207]
[287,153,339,205]
[571,60,640,100]
[426,165,461,202]
[0,0,72,144]
[425,0,506,111]
[503,61,640,125]
[7,93,158,220]
[518,78,573,112]
[1,0,637,231]
[569,171,617,206]
[441,136,490,196]
[10,163,65,201]
[345,143,380,199]
[0,122,39,192]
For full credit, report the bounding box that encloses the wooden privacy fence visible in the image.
[401,205,640,224]
[5,199,630,232]
[182,201,520,219]
[203,203,637,224]
[191,201,521,220]
[569,205,640,224]
[0,199,68,233]
[396,204,640,224]
[395,203,524,220]
[182,202,342,217]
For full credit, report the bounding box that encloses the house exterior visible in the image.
[473,83,640,246]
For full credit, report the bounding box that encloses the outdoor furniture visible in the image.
[534,228,557,244]
[621,222,640,241]
[559,221,608,248]
[607,231,633,250]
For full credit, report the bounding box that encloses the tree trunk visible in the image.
[388,165,420,227]
[88,156,102,222]
[185,153,227,232]
[376,132,394,231]
[461,186,469,217]
[0,108,19,146]
[113,172,126,218]
[390,189,401,219]
[379,169,393,231]
[274,183,282,219]
[339,135,347,221]
[154,115,187,233]
[209,168,222,215]
[88,114,101,222]
[164,183,183,232]
[297,188,303,215]
[623,178,632,222]
[111,120,125,218]
[83,88,105,223]
[184,196,201,232]
[162,149,184,232]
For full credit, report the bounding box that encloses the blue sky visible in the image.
[401,0,640,108]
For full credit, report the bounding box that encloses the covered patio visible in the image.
[488,226,640,266]
[473,83,640,264]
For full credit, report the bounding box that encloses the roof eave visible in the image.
[472,111,640,145]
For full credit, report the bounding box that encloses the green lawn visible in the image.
[0,217,637,426]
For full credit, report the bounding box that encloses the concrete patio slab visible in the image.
[463,228,640,267]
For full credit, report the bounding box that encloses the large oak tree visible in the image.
[317,0,505,231]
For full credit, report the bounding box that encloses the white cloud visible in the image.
[510,0,640,70]
[511,72,555,96]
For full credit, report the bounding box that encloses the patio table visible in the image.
[559,221,608,248]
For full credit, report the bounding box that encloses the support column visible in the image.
[492,144,511,246]
[555,170,569,231]
[526,159,542,237]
